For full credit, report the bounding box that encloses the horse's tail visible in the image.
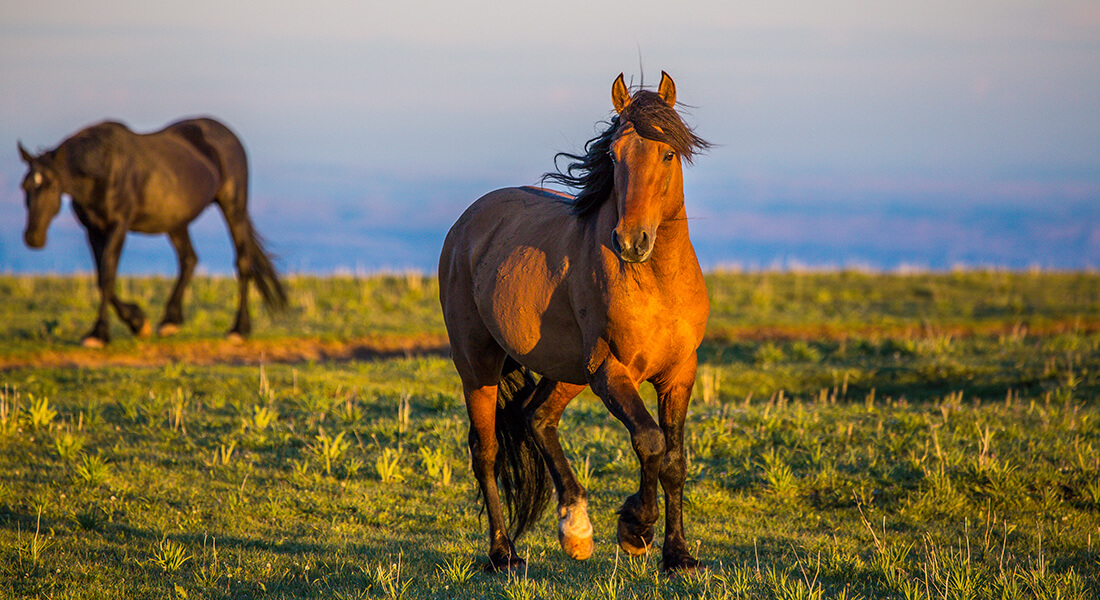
[242,223,288,313]
[495,356,552,539]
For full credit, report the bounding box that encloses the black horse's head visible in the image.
[18,142,63,249]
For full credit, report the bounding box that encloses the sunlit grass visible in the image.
[0,272,1098,598]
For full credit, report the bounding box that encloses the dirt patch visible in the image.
[4,319,1095,371]
[1,333,451,371]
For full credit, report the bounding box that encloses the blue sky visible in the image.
[3,0,1099,272]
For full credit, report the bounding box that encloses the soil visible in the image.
[3,318,1094,371]
[0,333,451,371]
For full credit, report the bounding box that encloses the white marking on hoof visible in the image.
[225,332,245,345]
[158,323,180,337]
[137,320,153,338]
[558,501,594,560]
[81,336,105,349]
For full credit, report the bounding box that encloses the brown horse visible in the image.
[439,72,710,572]
[18,117,286,346]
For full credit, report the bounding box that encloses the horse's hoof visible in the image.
[616,519,654,556]
[157,323,180,337]
[225,332,245,345]
[558,501,594,560]
[137,320,153,338]
[663,552,700,574]
[484,554,525,573]
[81,336,106,349]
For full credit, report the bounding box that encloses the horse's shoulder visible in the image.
[58,121,140,180]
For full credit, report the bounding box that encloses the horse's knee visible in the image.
[181,249,198,273]
[236,255,253,278]
[631,426,665,463]
[659,451,687,487]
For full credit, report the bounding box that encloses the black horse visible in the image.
[18,117,286,346]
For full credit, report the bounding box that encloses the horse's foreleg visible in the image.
[654,357,700,572]
[158,227,197,336]
[84,226,146,346]
[104,224,149,339]
[466,383,524,571]
[590,360,663,556]
[526,379,591,560]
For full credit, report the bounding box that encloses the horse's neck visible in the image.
[651,207,699,279]
[49,146,76,195]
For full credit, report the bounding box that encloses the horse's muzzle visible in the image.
[612,228,654,263]
[24,229,46,249]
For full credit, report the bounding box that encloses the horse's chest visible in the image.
[599,279,707,376]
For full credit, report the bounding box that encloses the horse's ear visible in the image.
[612,73,630,114]
[657,71,676,107]
[18,141,34,163]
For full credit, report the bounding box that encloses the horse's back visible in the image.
[442,186,577,270]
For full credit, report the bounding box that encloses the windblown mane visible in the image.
[543,89,709,217]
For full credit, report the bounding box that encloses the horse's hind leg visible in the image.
[158,227,197,336]
[217,204,254,340]
[465,379,528,571]
[446,312,523,570]
[526,379,592,560]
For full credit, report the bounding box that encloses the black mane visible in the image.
[543,89,709,217]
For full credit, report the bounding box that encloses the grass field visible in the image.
[1,271,1099,599]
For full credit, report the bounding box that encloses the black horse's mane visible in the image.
[543,89,709,217]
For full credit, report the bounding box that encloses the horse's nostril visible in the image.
[612,230,624,254]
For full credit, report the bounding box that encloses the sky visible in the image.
[2,0,1099,273]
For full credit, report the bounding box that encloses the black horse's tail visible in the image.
[495,356,552,539]
[244,223,287,312]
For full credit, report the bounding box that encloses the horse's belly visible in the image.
[131,201,209,233]
[131,151,220,233]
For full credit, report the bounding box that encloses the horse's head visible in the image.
[608,72,700,264]
[18,142,63,249]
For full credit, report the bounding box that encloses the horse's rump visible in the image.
[163,118,248,203]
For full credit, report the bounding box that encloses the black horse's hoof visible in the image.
[484,554,526,573]
[616,518,654,556]
[663,551,700,573]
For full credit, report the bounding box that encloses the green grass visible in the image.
[0,272,445,353]
[1,271,1099,599]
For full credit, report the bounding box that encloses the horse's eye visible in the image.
[663,150,675,162]
[608,151,617,164]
